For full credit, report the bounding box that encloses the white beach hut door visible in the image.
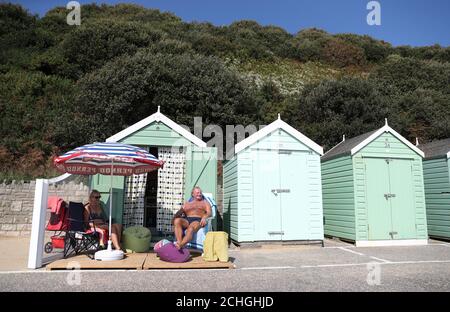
[123,174,147,227]
[253,150,282,241]
[157,147,186,234]
[279,151,309,240]
[253,149,310,241]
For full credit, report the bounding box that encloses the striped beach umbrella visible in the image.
[53,142,164,261]
[54,142,164,175]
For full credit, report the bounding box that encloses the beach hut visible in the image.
[223,116,324,244]
[321,121,428,246]
[93,107,217,235]
[418,138,450,240]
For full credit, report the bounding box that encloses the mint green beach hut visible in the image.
[223,116,324,244]
[90,107,217,235]
[418,138,450,240]
[321,121,428,247]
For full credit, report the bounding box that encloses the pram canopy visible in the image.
[46,196,68,231]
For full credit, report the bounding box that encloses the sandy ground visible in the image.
[0,236,30,271]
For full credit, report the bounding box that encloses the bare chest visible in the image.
[184,201,206,213]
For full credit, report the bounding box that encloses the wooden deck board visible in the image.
[46,253,147,270]
[45,252,234,270]
[143,252,235,269]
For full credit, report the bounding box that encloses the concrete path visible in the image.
[0,236,30,271]
[1,236,450,291]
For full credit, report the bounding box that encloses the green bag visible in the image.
[122,226,152,253]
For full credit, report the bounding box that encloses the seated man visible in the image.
[173,186,211,250]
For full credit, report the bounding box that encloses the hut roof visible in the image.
[234,115,323,155]
[106,106,206,147]
[322,122,424,161]
[418,138,450,159]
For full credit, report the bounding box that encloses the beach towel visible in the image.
[154,239,171,252]
[202,231,229,262]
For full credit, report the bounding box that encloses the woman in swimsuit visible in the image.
[84,190,123,250]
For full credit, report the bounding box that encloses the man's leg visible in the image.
[179,222,201,249]
[174,218,188,248]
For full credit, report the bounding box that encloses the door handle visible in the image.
[272,189,290,195]
[389,231,398,239]
[268,231,284,235]
[384,193,396,199]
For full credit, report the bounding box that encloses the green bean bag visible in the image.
[122,226,151,253]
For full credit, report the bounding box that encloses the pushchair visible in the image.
[44,196,68,254]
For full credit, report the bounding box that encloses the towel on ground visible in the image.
[202,231,229,262]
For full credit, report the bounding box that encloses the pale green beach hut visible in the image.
[419,138,450,240]
[321,121,428,247]
[91,107,217,235]
[223,116,324,244]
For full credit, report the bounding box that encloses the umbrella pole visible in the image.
[108,159,113,251]
[94,157,123,260]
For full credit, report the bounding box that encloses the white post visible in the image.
[107,159,113,251]
[27,179,49,269]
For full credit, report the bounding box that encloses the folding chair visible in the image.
[64,202,101,259]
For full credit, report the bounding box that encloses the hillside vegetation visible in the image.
[0,3,449,180]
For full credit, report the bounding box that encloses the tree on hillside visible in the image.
[71,50,258,145]
[290,28,331,62]
[393,44,450,63]
[0,70,75,178]
[372,55,450,94]
[289,78,391,151]
[335,33,392,63]
[322,38,366,67]
[388,88,450,142]
[1,2,449,180]
[60,20,164,78]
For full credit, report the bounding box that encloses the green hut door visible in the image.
[365,158,416,240]
[388,159,416,239]
[89,174,124,225]
[184,146,217,202]
[365,158,392,240]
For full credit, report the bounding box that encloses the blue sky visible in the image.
[9,0,450,47]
